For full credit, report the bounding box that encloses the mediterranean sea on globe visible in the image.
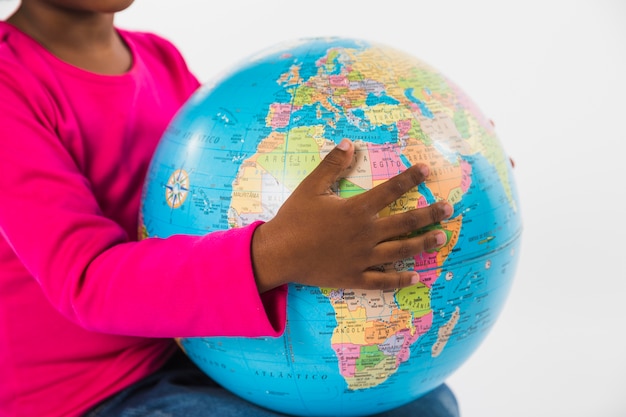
[139,37,523,416]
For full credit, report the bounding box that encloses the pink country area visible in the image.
[329,74,349,87]
[413,250,440,288]
[416,194,429,209]
[267,103,293,128]
[332,343,360,377]
[367,143,406,181]
[412,312,434,341]
[397,119,412,137]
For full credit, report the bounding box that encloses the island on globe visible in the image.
[139,37,522,417]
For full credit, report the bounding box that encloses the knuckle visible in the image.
[347,198,375,219]
[397,243,412,260]
[396,274,405,289]
[361,272,390,291]
[373,277,390,290]
[357,201,375,216]
[388,167,420,194]
[435,201,453,221]
[430,204,443,224]
[399,212,420,231]
[424,233,440,251]
[396,273,411,289]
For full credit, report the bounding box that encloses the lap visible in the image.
[85,352,460,417]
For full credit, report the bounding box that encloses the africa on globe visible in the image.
[139,37,522,416]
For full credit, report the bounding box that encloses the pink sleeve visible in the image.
[0,51,286,339]
[78,224,288,337]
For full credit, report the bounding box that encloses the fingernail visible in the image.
[419,165,430,177]
[442,203,453,218]
[410,273,420,285]
[436,231,447,246]
[337,139,351,151]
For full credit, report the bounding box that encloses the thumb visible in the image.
[300,139,354,193]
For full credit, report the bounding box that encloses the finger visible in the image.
[368,230,448,267]
[375,201,453,240]
[359,270,420,290]
[298,139,354,194]
[352,164,430,214]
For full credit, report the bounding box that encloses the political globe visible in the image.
[139,37,522,416]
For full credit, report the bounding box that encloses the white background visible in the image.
[2,1,625,416]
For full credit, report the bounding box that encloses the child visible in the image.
[0,1,457,416]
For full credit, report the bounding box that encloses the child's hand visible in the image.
[251,139,453,293]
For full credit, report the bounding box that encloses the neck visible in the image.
[7,5,131,75]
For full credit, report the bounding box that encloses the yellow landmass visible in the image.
[377,184,422,217]
[345,355,398,390]
[255,125,326,191]
[330,302,368,345]
[230,127,332,222]
[361,103,413,127]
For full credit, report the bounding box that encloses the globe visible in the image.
[139,37,522,417]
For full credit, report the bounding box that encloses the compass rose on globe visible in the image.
[164,169,190,209]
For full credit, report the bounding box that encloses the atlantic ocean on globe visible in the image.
[139,37,522,416]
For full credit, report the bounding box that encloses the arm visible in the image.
[0,55,449,341]
[0,56,282,339]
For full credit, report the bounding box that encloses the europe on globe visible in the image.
[139,37,522,416]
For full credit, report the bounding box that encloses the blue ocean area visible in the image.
[188,149,517,402]
[329,112,398,145]
[405,88,434,119]
[417,182,436,204]
[366,92,400,106]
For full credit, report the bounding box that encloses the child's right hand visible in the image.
[251,139,453,293]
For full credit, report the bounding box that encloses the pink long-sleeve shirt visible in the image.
[0,22,286,417]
